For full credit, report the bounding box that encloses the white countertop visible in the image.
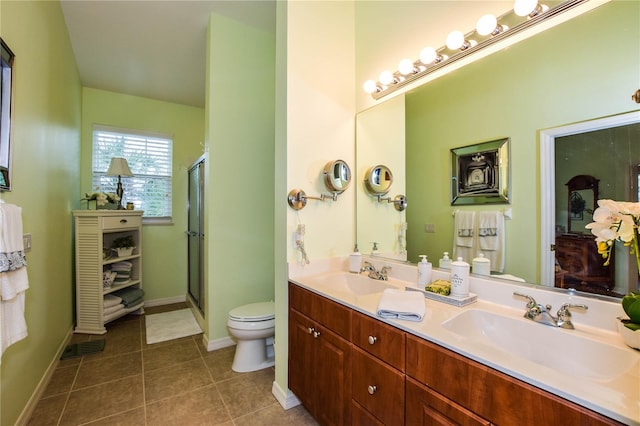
[289,257,640,425]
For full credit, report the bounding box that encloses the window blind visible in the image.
[92,126,173,218]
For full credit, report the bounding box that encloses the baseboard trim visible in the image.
[15,326,75,426]
[272,381,301,410]
[205,336,235,352]
[144,295,186,307]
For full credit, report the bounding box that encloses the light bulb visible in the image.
[419,47,438,64]
[514,0,538,16]
[363,80,378,94]
[379,70,394,86]
[476,14,498,36]
[398,59,415,76]
[446,30,465,50]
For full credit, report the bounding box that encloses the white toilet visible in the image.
[227,301,275,372]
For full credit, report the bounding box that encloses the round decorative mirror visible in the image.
[364,165,393,195]
[323,159,352,193]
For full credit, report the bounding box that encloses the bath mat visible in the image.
[145,309,202,344]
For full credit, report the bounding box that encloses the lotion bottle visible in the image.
[417,255,432,286]
[349,245,363,273]
[439,252,451,269]
[450,257,470,297]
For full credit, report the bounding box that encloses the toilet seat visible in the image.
[228,301,275,322]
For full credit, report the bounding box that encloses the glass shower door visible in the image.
[187,157,205,313]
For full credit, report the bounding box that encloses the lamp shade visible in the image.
[106,157,133,177]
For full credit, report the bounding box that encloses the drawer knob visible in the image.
[120,219,128,224]
[313,330,321,338]
[368,335,377,345]
[307,327,315,335]
[367,385,377,395]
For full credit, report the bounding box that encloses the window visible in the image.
[92,125,173,221]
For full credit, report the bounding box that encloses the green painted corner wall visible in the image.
[406,1,640,283]
[0,1,81,425]
[205,14,276,340]
[81,88,205,303]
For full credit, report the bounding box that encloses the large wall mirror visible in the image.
[0,38,15,191]
[355,0,640,299]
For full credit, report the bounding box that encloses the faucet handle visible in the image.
[557,303,588,318]
[513,292,537,309]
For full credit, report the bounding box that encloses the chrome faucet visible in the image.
[361,261,392,281]
[513,292,588,329]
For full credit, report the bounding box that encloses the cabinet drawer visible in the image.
[352,311,405,371]
[289,282,351,340]
[102,215,141,230]
[352,346,404,426]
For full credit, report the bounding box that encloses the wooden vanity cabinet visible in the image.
[288,284,351,425]
[406,334,623,425]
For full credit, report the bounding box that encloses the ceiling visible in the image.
[60,0,276,108]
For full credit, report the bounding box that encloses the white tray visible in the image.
[405,285,477,307]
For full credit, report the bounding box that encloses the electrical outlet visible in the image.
[424,224,436,233]
[23,233,32,252]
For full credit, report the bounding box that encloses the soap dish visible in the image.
[405,286,477,307]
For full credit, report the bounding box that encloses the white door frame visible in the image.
[540,110,640,287]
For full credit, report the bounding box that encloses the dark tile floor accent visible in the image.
[27,303,318,426]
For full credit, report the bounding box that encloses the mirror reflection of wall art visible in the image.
[451,137,510,205]
[0,38,15,192]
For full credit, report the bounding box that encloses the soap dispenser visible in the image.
[439,252,451,269]
[417,255,432,286]
[349,245,363,273]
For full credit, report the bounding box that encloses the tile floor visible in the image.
[27,303,318,426]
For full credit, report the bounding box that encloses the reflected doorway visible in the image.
[541,112,640,298]
[187,156,205,313]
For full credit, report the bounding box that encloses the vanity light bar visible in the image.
[365,0,591,100]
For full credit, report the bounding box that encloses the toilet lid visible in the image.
[229,301,275,322]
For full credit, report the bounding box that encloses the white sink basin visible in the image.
[442,309,637,381]
[303,272,400,296]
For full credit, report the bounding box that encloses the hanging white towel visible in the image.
[1,291,27,357]
[376,288,426,322]
[453,211,476,262]
[478,211,505,272]
[0,202,29,358]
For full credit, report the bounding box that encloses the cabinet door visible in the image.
[352,346,404,426]
[288,309,316,413]
[314,322,352,426]
[406,377,490,426]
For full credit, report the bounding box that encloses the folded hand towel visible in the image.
[113,287,144,305]
[478,211,501,251]
[103,303,124,316]
[123,296,144,309]
[0,203,27,272]
[376,288,425,322]
[103,294,123,308]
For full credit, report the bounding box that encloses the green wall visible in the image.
[0,1,81,424]
[81,88,205,303]
[205,13,276,340]
[406,1,639,283]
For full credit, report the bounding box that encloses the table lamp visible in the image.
[106,157,133,209]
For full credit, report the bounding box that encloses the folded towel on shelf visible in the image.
[123,296,143,309]
[103,306,126,323]
[103,303,124,316]
[113,287,144,306]
[376,288,425,322]
[103,294,123,308]
[111,261,133,271]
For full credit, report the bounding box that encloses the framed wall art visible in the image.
[451,137,510,205]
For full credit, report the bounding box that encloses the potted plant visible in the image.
[111,235,136,257]
[618,291,640,349]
